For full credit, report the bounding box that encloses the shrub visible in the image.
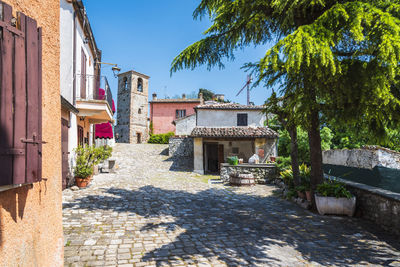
[316,180,352,199]
[74,145,112,178]
[148,132,174,144]
[280,168,294,189]
[275,156,291,172]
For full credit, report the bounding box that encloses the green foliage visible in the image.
[286,188,298,200]
[280,163,311,190]
[275,156,291,172]
[316,180,352,199]
[295,185,306,193]
[171,0,400,189]
[148,132,175,144]
[280,168,294,189]
[149,121,154,135]
[198,88,214,101]
[278,126,333,163]
[74,145,110,178]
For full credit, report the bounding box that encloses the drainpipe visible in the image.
[72,10,77,105]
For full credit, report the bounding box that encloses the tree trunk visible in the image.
[288,125,300,186]
[308,108,324,207]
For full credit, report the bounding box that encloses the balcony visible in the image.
[75,74,114,124]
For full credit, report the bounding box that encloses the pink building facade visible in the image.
[150,94,202,134]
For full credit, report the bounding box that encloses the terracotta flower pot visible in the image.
[305,191,312,202]
[75,177,89,188]
[297,191,305,200]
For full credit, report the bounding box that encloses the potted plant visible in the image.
[299,164,312,202]
[295,185,306,199]
[280,168,294,189]
[74,145,103,188]
[315,180,356,216]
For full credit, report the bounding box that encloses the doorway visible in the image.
[204,143,224,174]
[137,133,142,144]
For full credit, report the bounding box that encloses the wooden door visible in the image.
[61,118,69,189]
[218,144,224,172]
[206,143,219,173]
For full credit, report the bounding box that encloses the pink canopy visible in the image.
[95,88,115,139]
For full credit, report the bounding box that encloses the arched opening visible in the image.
[138,108,142,114]
[123,77,128,90]
[137,78,143,92]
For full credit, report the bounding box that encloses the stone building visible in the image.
[115,70,150,143]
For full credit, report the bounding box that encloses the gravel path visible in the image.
[63,144,400,267]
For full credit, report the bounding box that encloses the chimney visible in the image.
[182,93,186,99]
[199,92,204,105]
[152,93,157,100]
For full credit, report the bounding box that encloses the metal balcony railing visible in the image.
[76,74,114,114]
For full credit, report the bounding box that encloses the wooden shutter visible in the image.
[80,48,86,99]
[0,2,43,186]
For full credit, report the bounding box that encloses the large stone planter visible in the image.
[315,195,356,216]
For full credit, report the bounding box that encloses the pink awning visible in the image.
[95,122,113,139]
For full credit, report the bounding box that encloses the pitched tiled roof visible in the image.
[172,113,196,125]
[149,98,201,103]
[195,103,264,110]
[190,127,278,138]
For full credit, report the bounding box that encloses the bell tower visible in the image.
[115,70,149,143]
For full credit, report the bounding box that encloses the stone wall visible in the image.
[323,147,400,170]
[168,137,194,170]
[220,163,277,184]
[330,176,400,236]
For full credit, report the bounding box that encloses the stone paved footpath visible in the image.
[63,144,400,267]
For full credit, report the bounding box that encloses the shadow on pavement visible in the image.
[64,185,400,266]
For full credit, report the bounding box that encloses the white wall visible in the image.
[75,18,95,99]
[175,114,196,135]
[197,109,266,127]
[60,0,96,101]
[60,0,74,104]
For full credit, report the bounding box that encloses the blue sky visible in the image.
[84,0,273,106]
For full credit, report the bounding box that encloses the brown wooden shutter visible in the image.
[0,2,43,186]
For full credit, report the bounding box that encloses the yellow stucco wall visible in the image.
[0,0,63,266]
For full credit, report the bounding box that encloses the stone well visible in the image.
[220,163,277,184]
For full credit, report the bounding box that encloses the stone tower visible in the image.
[115,70,149,143]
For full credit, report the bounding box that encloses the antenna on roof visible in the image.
[236,75,252,105]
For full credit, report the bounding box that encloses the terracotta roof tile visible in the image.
[190,127,278,138]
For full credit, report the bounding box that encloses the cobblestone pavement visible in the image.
[63,144,400,267]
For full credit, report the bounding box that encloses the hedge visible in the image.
[148,132,175,144]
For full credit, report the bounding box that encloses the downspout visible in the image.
[72,10,77,105]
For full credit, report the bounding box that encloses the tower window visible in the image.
[123,77,128,90]
[138,108,142,114]
[137,78,143,92]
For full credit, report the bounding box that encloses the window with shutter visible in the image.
[0,3,43,186]
[176,109,186,119]
[237,113,248,126]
